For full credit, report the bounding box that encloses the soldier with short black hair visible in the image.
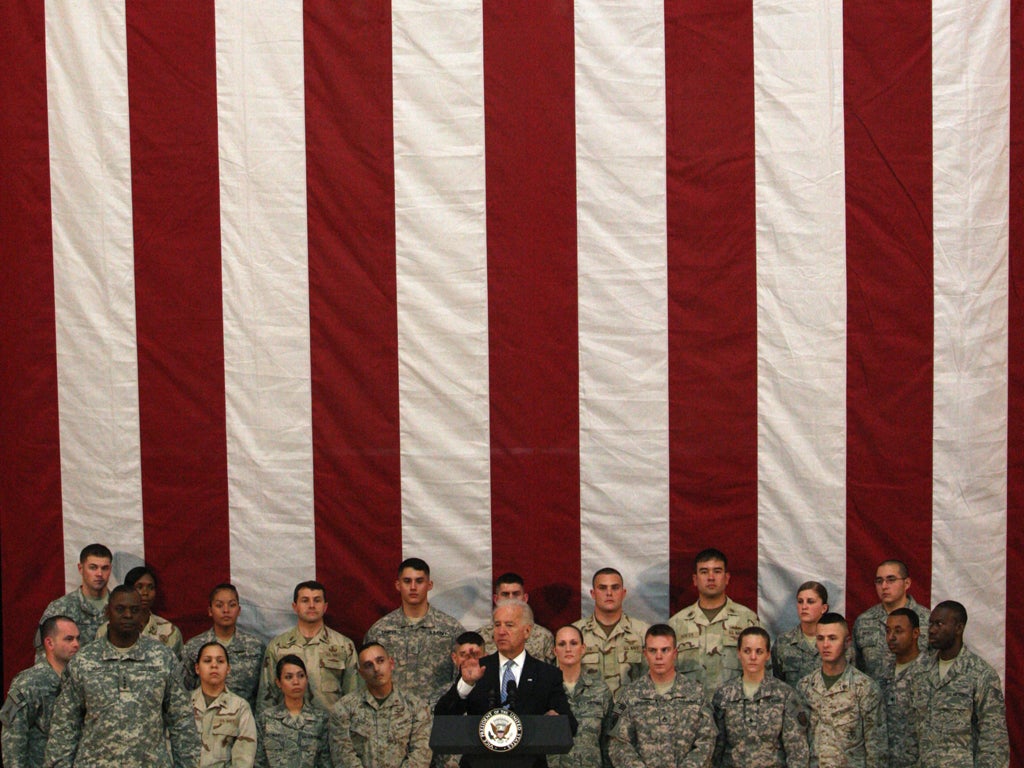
[913,601,1008,768]
[667,548,761,690]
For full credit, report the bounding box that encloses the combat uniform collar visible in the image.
[269,703,320,727]
[681,597,741,626]
[191,687,243,714]
[398,604,439,626]
[633,673,700,701]
[809,663,856,695]
[581,612,639,638]
[73,586,109,616]
[285,623,333,645]
[96,635,150,661]
[361,686,403,710]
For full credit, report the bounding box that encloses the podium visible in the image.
[430,713,574,768]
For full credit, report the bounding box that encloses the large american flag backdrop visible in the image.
[2,0,1022,758]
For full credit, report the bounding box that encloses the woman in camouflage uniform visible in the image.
[551,625,613,768]
[713,627,809,768]
[771,581,830,686]
[254,655,331,768]
[191,641,257,767]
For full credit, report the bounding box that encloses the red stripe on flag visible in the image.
[665,0,759,612]
[126,2,229,640]
[1006,0,1023,756]
[305,2,403,639]
[483,0,581,628]
[0,0,65,689]
[842,1,934,620]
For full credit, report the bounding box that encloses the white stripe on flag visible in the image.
[392,0,492,628]
[45,2,145,589]
[575,0,670,623]
[754,0,848,632]
[215,1,314,638]
[931,0,1010,676]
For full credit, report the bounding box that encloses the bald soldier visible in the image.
[44,586,201,768]
[1,616,80,768]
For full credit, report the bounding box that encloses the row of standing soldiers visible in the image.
[1,545,1011,767]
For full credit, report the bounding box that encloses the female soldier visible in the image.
[551,625,613,768]
[192,641,257,767]
[254,655,331,768]
[771,581,830,685]
[712,627,808,767]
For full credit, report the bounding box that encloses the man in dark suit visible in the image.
[435,599,576,767]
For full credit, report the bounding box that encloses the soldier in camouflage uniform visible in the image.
[43,586,201,768]
[255,655,332,768]
[259,581,358,712]
[477,572,555,663]
[852,560,930,682]
[772,581,837,686]
[191,641,257,768]
[573,567,648,698]
[183,583,266,709]
[364,558,465,703]
[879,608,927,768]
[1,616,80,768]
[35,543,112,659]
[608,624,716,768]
[330,642,432,768]
[96,564,185,658]
[912,601,1008,768]
[797,613,888,768]
[712,627,809,768]
[668,548,761,691]
[551,625,613,768]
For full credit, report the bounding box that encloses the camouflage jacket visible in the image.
[573,613,649,698]
[851,597,930,682]
[478,620,555,664]
[911,648,1008,768]
[877,654,927,768]
[183,628,266,709]
[259,625,357,713]
[797,664,888,768]
[254,703,331,768]
[364,606,465,703]
[712,675,809,768]
[44,635,201,768]
[330,686,432,768]
[608,673,716,768]
[668,598,761,691]
[0,661,61,768]
[191,687,257,768]
[550,669,613,768]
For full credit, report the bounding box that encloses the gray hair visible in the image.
[494,598,534,627]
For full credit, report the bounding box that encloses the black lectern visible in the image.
[430,713,574,768]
